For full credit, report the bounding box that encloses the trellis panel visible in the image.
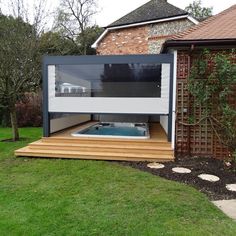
[175,50,234,159]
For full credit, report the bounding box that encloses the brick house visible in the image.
[162,5,236,159]
[14,3,235,161]
[93,0,236,159]
[92,0,198,55]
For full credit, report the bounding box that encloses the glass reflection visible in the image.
[55,63,162,98]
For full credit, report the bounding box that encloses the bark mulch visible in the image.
[121,157,236,201]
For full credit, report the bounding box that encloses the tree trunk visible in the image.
[10,107,19,141]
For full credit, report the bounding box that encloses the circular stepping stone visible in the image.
[226,184,236,192]
[147,162,165,169]
[172,167,191,174]
[198,174,220,182]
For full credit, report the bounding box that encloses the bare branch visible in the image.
[54,0,98,54]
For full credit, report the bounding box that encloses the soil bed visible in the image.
[121,157,236,201]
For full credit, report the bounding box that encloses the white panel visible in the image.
[172,50,177,149]
[50,114,91,133]
[161,64,170,100]
[49,97,169,114]
[160,115,168,134]
[48,65,56,102]
[48,64,171,115]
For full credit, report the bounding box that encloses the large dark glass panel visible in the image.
[55,63,162,97]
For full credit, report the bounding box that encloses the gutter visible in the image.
[92,14,198,49]
[162,39,236,53]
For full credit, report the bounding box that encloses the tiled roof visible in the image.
[172,4,236,41]
[107,0,188,28]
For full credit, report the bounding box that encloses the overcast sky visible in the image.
[1,0,236,28]
[96,0,236,27]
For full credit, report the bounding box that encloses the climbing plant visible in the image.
[188,50,236,162]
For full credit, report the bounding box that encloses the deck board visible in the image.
[15,122,174,162]
[51,122,168,142]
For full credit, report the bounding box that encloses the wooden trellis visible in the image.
[175,50,234,159]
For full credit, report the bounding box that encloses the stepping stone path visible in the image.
[172,167,191,174]
[147,162,165,169]
[226,184,236,192]
[198,174,220,182]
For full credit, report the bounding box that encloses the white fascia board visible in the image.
[91,29,109,48]
[92,14,192,49]
[187,15,199,25]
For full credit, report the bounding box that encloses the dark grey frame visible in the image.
[43,54,174,141]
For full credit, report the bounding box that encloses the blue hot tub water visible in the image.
[81,126,144,136]
[72,123,149,139]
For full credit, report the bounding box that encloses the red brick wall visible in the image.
[96,19,194,55]
[97,26,148,55]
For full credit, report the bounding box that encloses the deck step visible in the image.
[15,146,174,162]
[28,145,173,155]
[19,146,172,159]
[41,137,171,146]
[30,140,172,152]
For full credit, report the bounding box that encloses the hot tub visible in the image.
[72,122,150,139]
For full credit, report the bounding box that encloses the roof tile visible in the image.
[107,0,188,28]
[172,4,236,40]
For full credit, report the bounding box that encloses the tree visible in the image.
[54,0,98,55]
[39,31,79,55]
[0,14,41,140]
[39,25,103,56]
[0,0,50,141]
[185,0,213,21]
[7,0,51,35]
[187,50,236,163]
[76,25,103,55]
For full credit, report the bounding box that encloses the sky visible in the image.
[1,0,236,28]
[96,0,236,27]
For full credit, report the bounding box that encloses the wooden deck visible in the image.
[15,122,174,162]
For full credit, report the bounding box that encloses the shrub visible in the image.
[0,107,11,127]
[16,92,42,127]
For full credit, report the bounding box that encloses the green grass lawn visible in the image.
[0,127,236,236]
